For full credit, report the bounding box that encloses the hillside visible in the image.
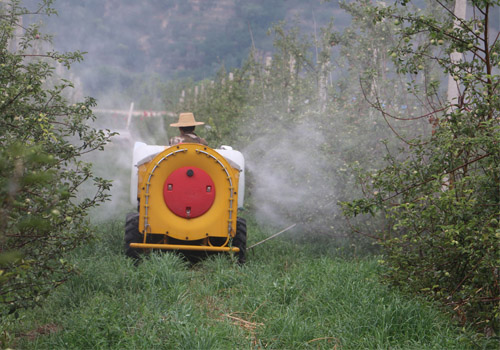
[41,0,349,97]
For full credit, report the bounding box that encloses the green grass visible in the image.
[2,217,497,349]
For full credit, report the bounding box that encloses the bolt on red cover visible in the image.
[163,166,216,218]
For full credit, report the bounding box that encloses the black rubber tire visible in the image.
[232,217,247,264]
[124,212,142,260]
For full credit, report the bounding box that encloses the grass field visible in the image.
[2,216,497,349]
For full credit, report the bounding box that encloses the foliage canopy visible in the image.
[0,0,113,315]
[341,0,500,333]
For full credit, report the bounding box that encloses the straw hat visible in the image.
[170,112,205,127]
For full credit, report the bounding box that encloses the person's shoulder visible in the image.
[170,133,208,146]
[199,137,208,146]
[169,136,183,146]
[191,133,208,146]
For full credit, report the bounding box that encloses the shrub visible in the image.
[341,0,500,334]
[0,0,113,315]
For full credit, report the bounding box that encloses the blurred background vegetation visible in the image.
[40,0,350,107]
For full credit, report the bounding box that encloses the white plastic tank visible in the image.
[129,142,245,208]
[129,142,166,206]
[215,145,245,208]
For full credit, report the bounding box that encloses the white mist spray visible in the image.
[83,102,172,222]
[243,116,343,236]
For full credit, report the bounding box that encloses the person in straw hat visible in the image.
[169,112,208,146]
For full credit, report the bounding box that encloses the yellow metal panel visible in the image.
[138,144,239,242]
[129,242,240,252]
[136,163,148,200]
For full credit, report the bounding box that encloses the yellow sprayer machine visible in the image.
[125,142,246,263]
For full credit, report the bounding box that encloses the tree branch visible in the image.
[382,152,492,202]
